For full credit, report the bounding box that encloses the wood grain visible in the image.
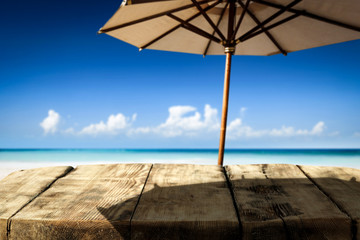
[299,165,360,239]
[2,164,359,240]
[226,164,351,240]
[8,164,151,240]
[131,164,240,240]
[0,166,73,240]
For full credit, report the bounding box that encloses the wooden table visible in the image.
[0,164,359,239]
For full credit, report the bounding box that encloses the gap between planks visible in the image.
[223,166,243,237]
[129,164,154,239]
[296,165,358,240]
[5,164,356,240]
[226,164,354,240]
[6,167,74,240]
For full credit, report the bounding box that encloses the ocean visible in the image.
[1,149,360,168]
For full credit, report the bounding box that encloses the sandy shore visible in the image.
[0,162,77,181]
[0,167,29,180]
[2,159,359,181]
[0,158,219,181]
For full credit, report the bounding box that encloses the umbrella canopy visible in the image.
[99,0,360,165]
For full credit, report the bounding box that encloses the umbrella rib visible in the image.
[191,0,226,41]
[167,13,222,43]
[141,0,222,50]
[98,0,211,34]
[241,12,301,42]
[203,2,229,56]
[231,0,250,40]
[227,0,236,41]
[252,0,360,33]
[237,0,287,55]
[239,0,302,42]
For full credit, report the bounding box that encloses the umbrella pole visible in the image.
[218,49,233,166]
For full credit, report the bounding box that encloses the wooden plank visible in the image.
[0,166,73,240]
[299,165,360,239]
[131,164,240,240]
[8,164,152,240]
[226,164,352,240]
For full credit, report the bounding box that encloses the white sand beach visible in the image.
[1,149,359,181]
[0,162,76,181]
[0,159,214,181]
[1,168,19,180]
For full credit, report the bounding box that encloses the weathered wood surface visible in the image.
[8,164,151,240]
[299,165,360,240]
[225,164,352,240]
[1,163,360,240]
[0,166,73,240]
[131,164,240,240]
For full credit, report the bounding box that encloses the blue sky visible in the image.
[0,0,359,148]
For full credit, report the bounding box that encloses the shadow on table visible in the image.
[97,173,360,240]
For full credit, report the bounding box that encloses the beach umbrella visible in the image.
[98,0,360,166]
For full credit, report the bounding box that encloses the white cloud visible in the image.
[240,107,247,117]
[227,118,266,138]
[354,132,360,137]
[328,131,340,137]
[132,113,137,122]
[80,113,134,136]
[129,127,151,135]
[40,106,332,141]
[130,105,329,140]
[63,128,75,135]
[311,121,325,135]
[152,104,219,137]
[270,126,296,137]
[227,119,326,139]
[129,104,219,137]
[40,109,60,135]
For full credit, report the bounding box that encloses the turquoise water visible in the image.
[1,149,360,168]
